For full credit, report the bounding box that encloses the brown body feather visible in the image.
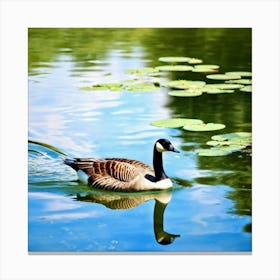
[66,157,160,192]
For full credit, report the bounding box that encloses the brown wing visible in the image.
[70,158,146,191]
[106,158,154,174]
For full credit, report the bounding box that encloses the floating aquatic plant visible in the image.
[211,132,251,142]
[206,73,241,80]
[182,122,226,132]
[123,82,159,92]
[151,118,204,128]
[196,148,236,157]
[225,71,252,77]
[203,88,235,94]
[158,56,191,63]
[163,80,206,90]
[125,68,160,76]
[194,64,220,70]
[155,65,194,72]
[168,90,203,97]
[192,65,219,73]
[187,58,203,64]
[197,132,252,156]
[240,85,252,92]
[80,83,123,91]
[225,79,252,85]
[203,83,244,90]
[192,68,218,73]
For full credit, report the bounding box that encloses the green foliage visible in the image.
[28,140,68,156]
[163,80,206,89]
[183,122,226,132]
[206,73,241,80]
[168,90,203,97]
[155,65,194,72]
[151,118,204,128]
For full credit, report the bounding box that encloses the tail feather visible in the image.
[64,158,79,171]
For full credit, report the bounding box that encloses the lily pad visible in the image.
[187,58,203,64]
[182,122,226,132]
[196,146,242,156]
[163,80,206,90]
[240,85,252,92]
[123,83,159,92]
[206,74,241,80]
[192,65,219,73]
[194,64,220,70]
[158,56,191,63]
[125,68,159,76]
[211,132,251,142]
[151,118,204,128]
[192,68,219,73]
[206,140,249,148]
[204,88,235,94]
[196,148,233,156]
[210,133,251,149]
[80,83,123,91]
[168,90,203,97]
[203,83,244,90]
[225,79,252,85]
[225,71,252,77]
[155,65,194,72]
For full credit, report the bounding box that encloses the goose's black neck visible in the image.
[153,145,168,181]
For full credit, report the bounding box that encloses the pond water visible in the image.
[28,28,252,252]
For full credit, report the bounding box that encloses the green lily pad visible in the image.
[196,146,243,156]
[158,56,191,63]
[225,71,252,77]
[123,83,159,92]
[194,64,220,70]
[79,83,123,91]
[125,68,159,76]
[199,132,252,156]
[196,148,232,156]
[192,65,219,73]
[225,79,252,85]
[163,80,206,90]
[206,140,249,148]
[187,58,203,64]
[151,118,204,128]
[192,68,218,73]
[240,85,252,92]
[204,88,235,94]
[203,83,244,90]
[206,74,241,80]
[168,90,203,97]
[182,122,226,132]
[155,65,194,72]
[211,132,252,141]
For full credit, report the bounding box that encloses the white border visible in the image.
[1,0,279,279]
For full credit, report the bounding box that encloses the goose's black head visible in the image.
[155,139,180,153]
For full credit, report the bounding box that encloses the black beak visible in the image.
[169,145,180,153]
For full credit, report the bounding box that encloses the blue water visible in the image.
[28,28,252,252]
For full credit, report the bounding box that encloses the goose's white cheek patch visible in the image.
[156,142,166,152]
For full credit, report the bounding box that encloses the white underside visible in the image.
[76,169,173,191]
[77,170,89,184]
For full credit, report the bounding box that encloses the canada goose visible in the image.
[64,139,179,192]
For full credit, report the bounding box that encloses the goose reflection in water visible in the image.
[75,190,180,245]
